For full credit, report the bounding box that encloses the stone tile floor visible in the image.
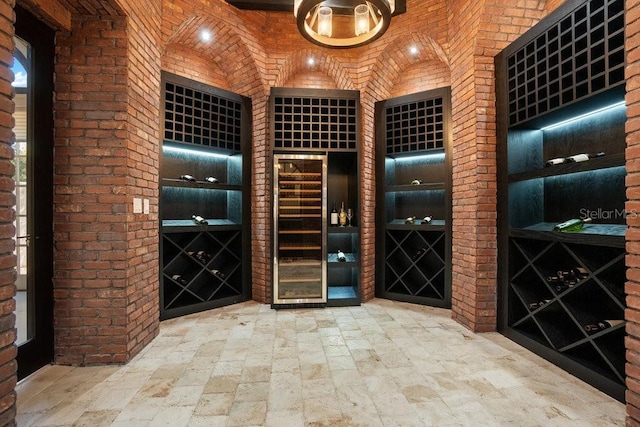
[17,299,625,426]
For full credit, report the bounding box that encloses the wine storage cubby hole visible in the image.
[160,72,252,320]
[496,0,626,401]
[375,87,452,308]
[270,88,361,307]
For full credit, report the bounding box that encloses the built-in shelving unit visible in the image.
[375,88,452,307]
[271,88,360,307]
[496,0,626,401]
[160,72,251,320]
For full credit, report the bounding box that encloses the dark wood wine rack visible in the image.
[496,0,626,401]
[375,87,452,308]
[160,72,252,320]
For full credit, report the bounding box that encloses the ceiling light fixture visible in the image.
[200,30,212,42]
[294,0,399,48]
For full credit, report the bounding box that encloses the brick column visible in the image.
[625,0,640,423]
[0,1,16,424]
[53,8,161,364]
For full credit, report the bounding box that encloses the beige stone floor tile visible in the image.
[14,299,626,426]
[227,400,267,426]
[193,392,234,416]
[264,409,304,426]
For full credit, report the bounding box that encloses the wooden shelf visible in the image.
[508,153,625,183]
[387,219,446,230]
[510,222,626,248]
[386,182,445,192]
[162,178,242,191]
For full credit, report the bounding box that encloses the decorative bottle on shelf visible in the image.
[421,215,432,225]
[405,216,416,225]
[584,319,624,334]
[330,202,339,226]
[180,174,196,182]
[171,274,187,285]
[192,214,208,225]
[553,217,592,232]
[211,269,226,279]
[545,152,605,166]
[566,152,605,163]
[205,176,219,183]
[339,202,347,227]
[337,249,347,262]
[545,157,567,166]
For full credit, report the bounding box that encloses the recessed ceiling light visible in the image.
[409,46,418,55]
[200,30,212,42]
[307,57,315,66]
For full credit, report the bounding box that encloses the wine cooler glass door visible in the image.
[273,154,327,304]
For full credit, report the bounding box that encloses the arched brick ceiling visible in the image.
[164,19,267,97]
[273,48,356,90]
[55,0,124,15]
[363,32,449,101]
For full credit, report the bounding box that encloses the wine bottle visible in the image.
[553,217,592,232]
[545,157,567,166]
[180,174,196,182]
[405,216,416,225]
[211,269,226,279]
[339,202,347,227]
[528,299,551,310]
[337,249,346,262]
[330,202,338,226]
[566,152,605,163]
[205,176,219,183]
[584,319,624,334]
[171,274,187,285]
[192,214,208,225]
[412,247,426,261]
[411,179,422,185]
[421,216,432,225]
[187,250,211,263]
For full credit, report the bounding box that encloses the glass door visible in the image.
[14,5,54,379]
[273,154,327,305]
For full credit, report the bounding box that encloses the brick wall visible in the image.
[52,0,162,364]
[53,14,132,365]
[0,1,16,424]
[447,0,547,332]
[118,0,162,363]
[626,0,640,423]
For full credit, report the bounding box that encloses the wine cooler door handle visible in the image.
[16,235,31,247]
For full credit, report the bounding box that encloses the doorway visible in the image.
[13,5,54,379]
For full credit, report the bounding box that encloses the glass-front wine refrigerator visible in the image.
[273,154,327,306]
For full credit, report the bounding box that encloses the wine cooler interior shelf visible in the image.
[376,87,452,308]
[496,0,626,402]
[274,155,327,305]
[160,72,251,320]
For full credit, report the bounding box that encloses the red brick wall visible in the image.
[52,0,161,365]
[0,1,16,424]
[118,0,162,362]
[626,0,640,423]
[53,14,131,365]
[447,0,546,332]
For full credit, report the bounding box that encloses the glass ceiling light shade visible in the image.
[295,0,393,48]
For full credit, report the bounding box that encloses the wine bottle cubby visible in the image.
[160,72,251,319]
[375,87,452,308]
[270,88,361,307]
[496,0,626,401]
